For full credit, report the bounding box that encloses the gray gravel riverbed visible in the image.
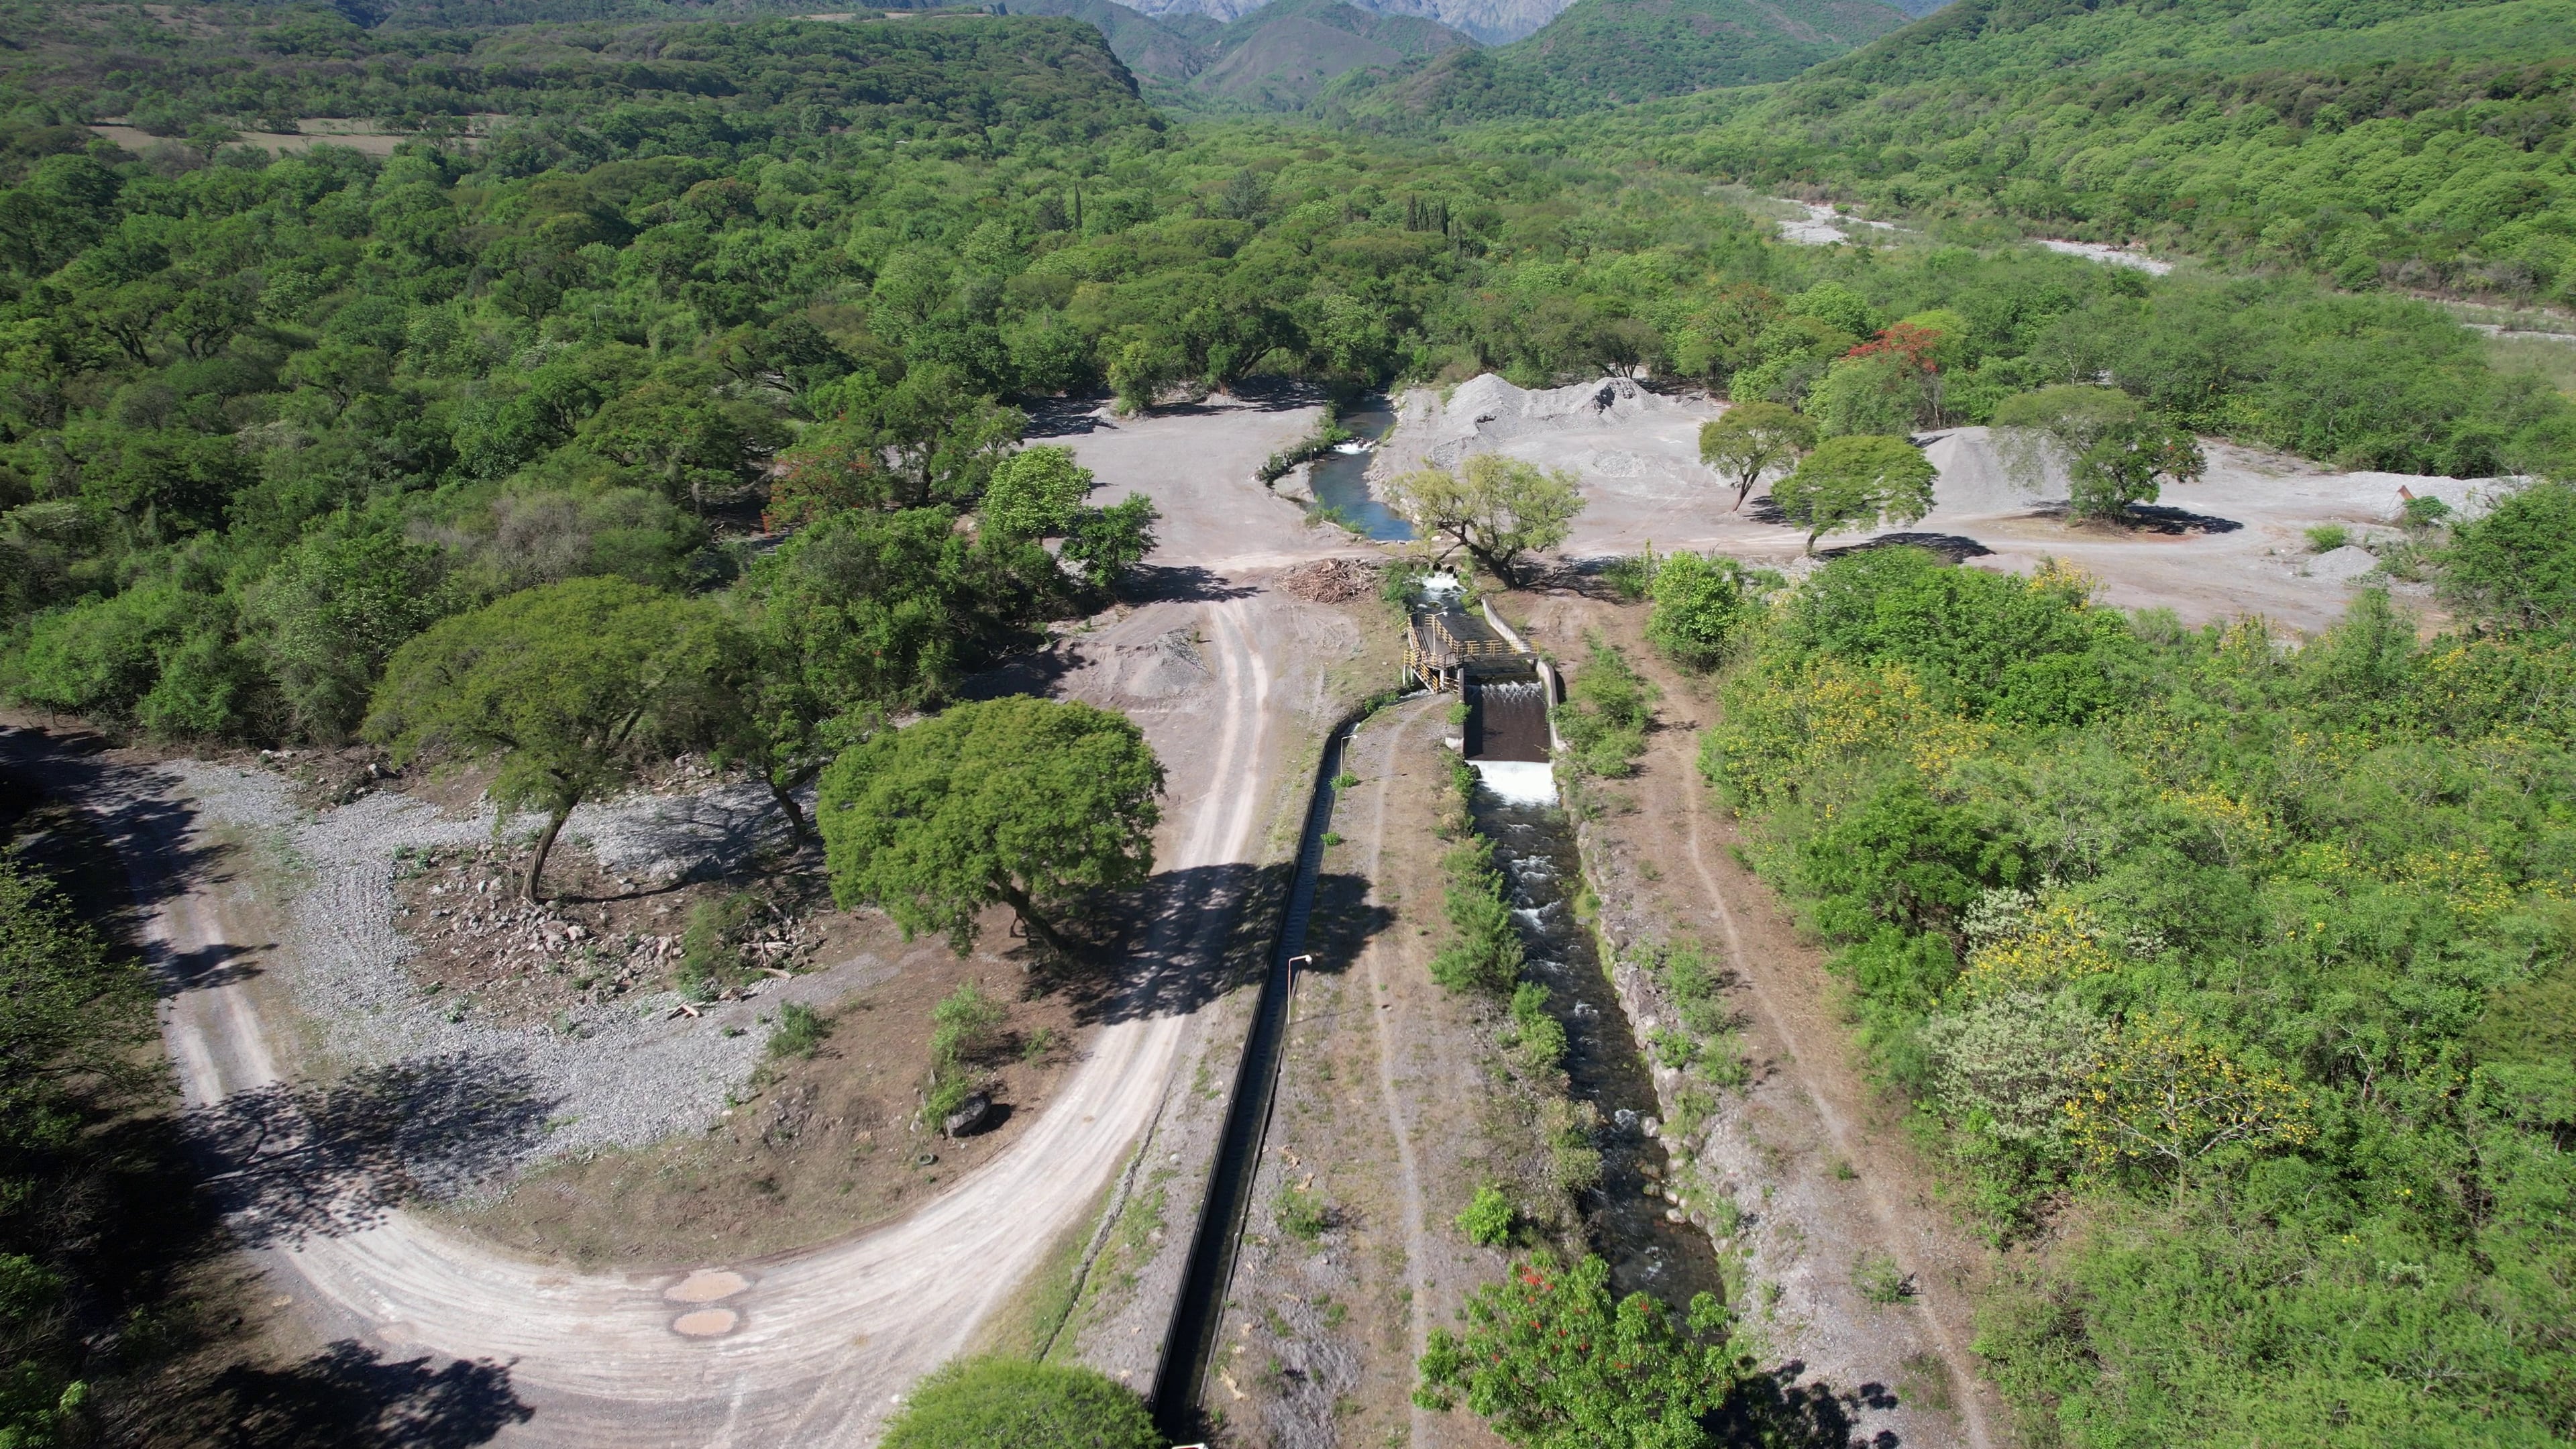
[177,761,872,1179]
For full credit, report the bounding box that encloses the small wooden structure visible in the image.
[1405,606,1527,692]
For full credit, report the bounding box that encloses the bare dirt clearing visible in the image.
[23,388,1395,1446]
[441,934,1094,1269]
[1378,373,2506,633]
[88,122,409,158]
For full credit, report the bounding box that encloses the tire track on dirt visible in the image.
[1668,735,2000,1449]
[1351,699,1438,1448]
[50,590,1297,1447]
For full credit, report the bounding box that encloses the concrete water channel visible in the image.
[1152,596,1725,1436]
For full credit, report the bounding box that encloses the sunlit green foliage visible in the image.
[817,696,1163,955]
[881,1354,1161,1449]
[1554,634,1654,776]
[1699,529,2576,1442]
[1430,835,1525,994]
[1456,1183,1515,1245]
[1413,1252,1744,1449]
[364,574,734,897]
[1386,454,1584,588]
[1770,433,1935,552]
[1643,549,1761,670]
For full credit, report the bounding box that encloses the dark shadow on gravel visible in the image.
[1038,862,1267,1026]
[2028,502,2244,535]
[0,723,222,926]
[1041,865,1391,1031]
[955,646,1086,703]
[189,1054,555,1246]
[1706,1360,1875,1448]
[1126,564,1258,603]
[1823,532,1996,562]
[163,940,272,991]
[1290,870,1394,981]
[1020,381,1327,439]
[191,1340,534,1449]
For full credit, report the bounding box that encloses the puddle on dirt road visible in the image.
[1307,398,1412,541]
[1471,790,1725,1306]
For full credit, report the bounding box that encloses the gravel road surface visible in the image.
[7,395,1363,1445]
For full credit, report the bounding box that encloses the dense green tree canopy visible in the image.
[1768,433,1936,552]
[1414,1252,1741,1449]
[1386,453,1583,586]
[881,1355,1162,1449]
[1703,534,2576,1444]
[1696,401,1815,511]
[364,574,733,897]
[816,695,1164,955]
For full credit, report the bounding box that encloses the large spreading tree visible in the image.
[816,696,1164,956]
[1770,435,1937,554]
[1993,385,2205,523]
[364,576,733,900]
[1386,453,1585,588]
[1698,401,1817,512]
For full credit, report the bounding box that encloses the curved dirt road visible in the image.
[17,396,1362,1446]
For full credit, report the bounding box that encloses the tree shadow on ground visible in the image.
[1293,869,1397,980]
[1034,867,1389,1028]
[1825,532,1996,562]
[193,1340,534,1449]
[188,1053,556,1247]
[1127,564,1258,603]
[1020,380,1326,439]
[0,722,225,927]
[1037,862,1267,1026]
[2028,502,2244,535]
[1713,1360,1905,1448]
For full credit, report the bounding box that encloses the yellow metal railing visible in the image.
[1407,613,1525,690]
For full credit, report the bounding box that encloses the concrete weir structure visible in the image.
[1406,596,1560,805]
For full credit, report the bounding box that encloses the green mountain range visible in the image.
[1004,0,1476,108]
[1327,0,1905,117]
[1662,0,2576,302]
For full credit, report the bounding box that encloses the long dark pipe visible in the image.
[1147,702,1379,1439]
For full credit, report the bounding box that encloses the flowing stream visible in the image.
[1472,788,1727,1305]
[1305,398,1411,541]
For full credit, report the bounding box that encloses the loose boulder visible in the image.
[943,1091,994,1138]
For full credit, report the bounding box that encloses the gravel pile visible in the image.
[1277,557,1381,604]
[568,778,783,885]
[1397,374,1699,472]
[177,762,871,1186]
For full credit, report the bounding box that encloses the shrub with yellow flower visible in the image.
[2064,1012,2313,1189]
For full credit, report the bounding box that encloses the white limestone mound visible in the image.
[2303,545,2382,582]
[1399,374,1699,471]
[1921,427,2061,517]
[2034,238,2174,274]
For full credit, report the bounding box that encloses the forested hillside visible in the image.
[1329,0,1905,119]
[5,1,2576,1443]
[1010,0,1479,113]
[0,7,1158,144]
[1564,0,2576,304]
[1695,519,2576,1446]
[0,1,2565,737]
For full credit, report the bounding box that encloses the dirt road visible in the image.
[13,398,1367,1446]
